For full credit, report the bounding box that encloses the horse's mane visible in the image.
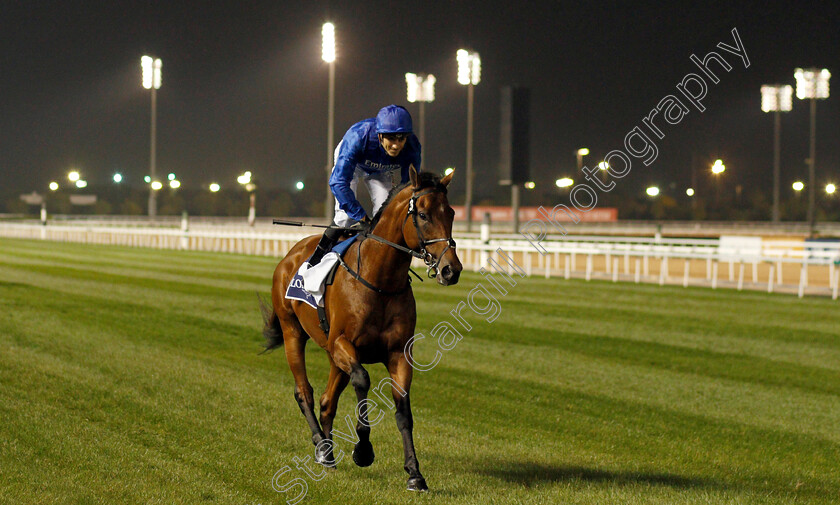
[369,171,448,229]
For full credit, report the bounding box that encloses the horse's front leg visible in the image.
[387,352,427,491]
[317,359,349,466]
[331,337,375,467]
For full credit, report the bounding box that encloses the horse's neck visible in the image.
[361,195,412,289]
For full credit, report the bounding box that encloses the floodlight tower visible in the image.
[141,55,162,218]
[760,84,793,223]
[322,22,336,221]
[794,68,831,234]
[457,49,481,231]
[405,72,436,153]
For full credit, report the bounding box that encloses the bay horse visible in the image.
[261,167,461,491]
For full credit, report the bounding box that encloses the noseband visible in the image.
[403,188,457,278]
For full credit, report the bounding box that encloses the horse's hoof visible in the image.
[352,440,375,467]
[407,476,428,492]
[314,446,336,467]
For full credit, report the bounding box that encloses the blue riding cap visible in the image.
[375,105,413,134]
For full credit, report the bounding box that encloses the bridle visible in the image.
[338,185,457,295]
[401,187,457,278]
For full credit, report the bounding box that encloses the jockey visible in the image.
[308,105,422,266]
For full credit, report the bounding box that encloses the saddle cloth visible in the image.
[285,235,358,308]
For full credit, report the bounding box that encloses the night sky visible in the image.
[2,1,839,206]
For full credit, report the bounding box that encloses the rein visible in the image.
[338,186,456,294]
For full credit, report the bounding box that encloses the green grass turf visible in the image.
[1,237,838,505]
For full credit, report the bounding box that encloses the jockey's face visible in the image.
[379,133,408,157]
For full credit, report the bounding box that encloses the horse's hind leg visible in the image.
[387,352,427,491]
[282,320,327,449]
[331,337,375,467]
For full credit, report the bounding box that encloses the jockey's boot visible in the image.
[308,226,343,266]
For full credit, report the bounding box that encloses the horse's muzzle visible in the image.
[438,263,461,286]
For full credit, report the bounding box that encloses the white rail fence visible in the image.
[2,222,838,299]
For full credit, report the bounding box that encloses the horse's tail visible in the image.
[258,293,284,353]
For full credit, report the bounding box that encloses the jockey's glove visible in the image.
[349,216,372,233]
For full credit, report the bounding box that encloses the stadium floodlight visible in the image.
[686,188,695,196]
[444,167,454,176]
[169,179,180,189]
[792,181,804,192]
[68,171,80,182]
[405,72,435,150]
[794,68,831,234]
[646,186,660,197]
[322,22,337,221]
[711,159,725,174]
[826,183,836,195]
[49,182,59,191]
[151,181,163,191]
[321,23,335,63]
[761,84,793,223]
[555,177,574,188]
[524,182,536,189]
[295,181,305,191]
[141,55,162,218]
[457,49,481,231]
[209,183,220,193]
[75,180,88,188]
[113,173,123,183]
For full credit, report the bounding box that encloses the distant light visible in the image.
[457,49,480,85]
[598,161,609,171]
[826,183,836,194]
[151,181,163,191]
[141,56,162,90]
[167,173,176,181]
[792,181,804,192]
[712,159,725,174]
[406,73,436,103]
[555,177,573,188]
[524,181,536,189]
[113,173,122,183]
[761,84,793,112]
[322,23,336,63]
[577,148,589,156]
[144,175,151,183]
[646,186,660,197]
[49,182,59,191]
[209,183,220,192]
[686,188,695,196]
[295,181,305,190]
[237,172,252,185]
[444,167,454,176]
[794,68,830,100]
[169,180,180,189]
[75,180,88,189]
[68,171,80,182]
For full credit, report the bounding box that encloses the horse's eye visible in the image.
[418,212,427,220]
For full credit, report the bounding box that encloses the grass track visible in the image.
[1,237,838,505]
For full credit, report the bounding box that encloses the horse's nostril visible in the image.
[441,265,453,280]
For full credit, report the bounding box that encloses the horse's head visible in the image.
[402,166,462,286]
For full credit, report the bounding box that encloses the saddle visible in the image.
[284,235,359,334]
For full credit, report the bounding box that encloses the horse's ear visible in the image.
[440,169,454,187]
[409,165,420,188]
